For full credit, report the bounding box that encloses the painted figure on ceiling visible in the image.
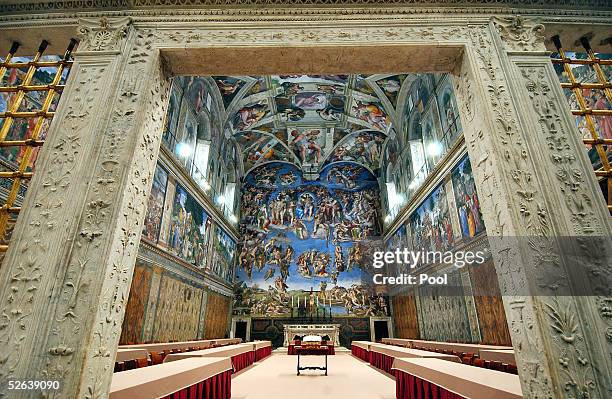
[233,102,267,131]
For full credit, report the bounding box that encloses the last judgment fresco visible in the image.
[234,161,389,317]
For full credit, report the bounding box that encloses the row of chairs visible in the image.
[114,345,212,373]
[412,346,518,375]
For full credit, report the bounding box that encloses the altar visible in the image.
[283,324,341,347]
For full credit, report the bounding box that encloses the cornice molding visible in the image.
[0,0,610,16]
[1,4,612,23]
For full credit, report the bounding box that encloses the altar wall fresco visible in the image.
[234,161,389,318]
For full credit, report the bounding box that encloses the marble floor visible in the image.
[231,352,395,399]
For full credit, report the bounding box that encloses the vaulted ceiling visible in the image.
[214,74,414,180]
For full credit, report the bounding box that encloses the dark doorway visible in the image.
[235,321,248,342]
[373,320,389,342]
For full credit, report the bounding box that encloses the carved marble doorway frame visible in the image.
[230,316,251,342]
[0,14,610,399]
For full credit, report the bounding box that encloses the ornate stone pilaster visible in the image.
[0,17,170,398]
[454,17,612,399]
[498,18,612,398]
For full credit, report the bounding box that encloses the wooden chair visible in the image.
[491,361,505,372]
[136,358,148,368]
[150,352,164,365]
[473,358,485,368]
[507,364,518,374]
[461,355,474,365]
[124,360,137,370]
[114,362,125,373]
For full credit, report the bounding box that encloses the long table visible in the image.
[479,349,516,364]
[252,341,273,361]
[381,338,411,347]
[110,357,232,399]
[409,339,513,355]
[369,344,460,375]
[392,358,523,399]
[350,341,371,362]
[115,348,149,362]
[118,338,242,354]
[119,339,215,353]
[214,338,242,346]
[164,343,255,373]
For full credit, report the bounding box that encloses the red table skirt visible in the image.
[160,369,231,399]
[288,345,334,355]
[351,345,369,362]
[255,346,272,361]
[395,370,466,399]
[231,351,255,373]
[369,351,395,374]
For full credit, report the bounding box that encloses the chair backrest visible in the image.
[151,352,164,365]
[114,362,125,373]
[136,358,148,368]
[124,359,137,370]
[461,355,474,365]
[492,361,505,372]
[473,358,485,368]
[507,364,518,374]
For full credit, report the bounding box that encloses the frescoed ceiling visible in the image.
[212,74,411,178]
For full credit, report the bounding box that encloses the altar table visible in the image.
[110,357,232,399]
[164,343,255,373]
[369,344,460,374]
[288,340,334,355]
[283,324,340,347]
[392,358,523,399]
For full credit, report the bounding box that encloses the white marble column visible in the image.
[455,17,612,399]
[0,17,170,398]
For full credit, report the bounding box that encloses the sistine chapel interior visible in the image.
[0,1,611,399]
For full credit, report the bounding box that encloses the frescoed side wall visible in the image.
[211,224,237,283]
[451,157,485,239]
[204,291,231,339]
[168,183,211,269]
[387,154,511,344]
[120,261,152,344]
[152,273,205,342]
[142,165,168,242]
[469,259,513,346]
[119,257,232,344]
[392,294,419,339]
[235,161,388,318]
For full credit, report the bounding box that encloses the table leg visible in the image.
[297,353,300,376]
[325,354,328,376]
